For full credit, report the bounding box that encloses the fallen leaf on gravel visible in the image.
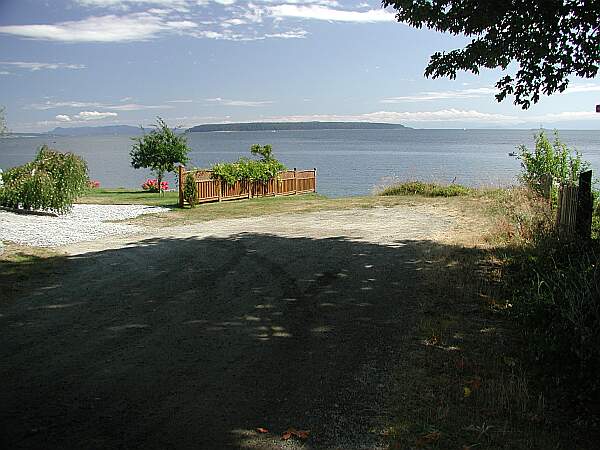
[295,430,310,439]
[281,428,310,441]
[416,431,441,447]
[464,386,472,397]
[256,427,269,433]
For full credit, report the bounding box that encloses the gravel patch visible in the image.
[0,204,169,247]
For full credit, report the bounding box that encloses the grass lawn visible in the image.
[78,188,180,207]
[79,187,495,229]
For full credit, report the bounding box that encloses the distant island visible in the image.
[48,125,145,136]
[186,122,411,132]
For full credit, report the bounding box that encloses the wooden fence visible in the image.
[554,170,593,239]
[178,166,317,207]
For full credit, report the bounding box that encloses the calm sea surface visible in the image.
[1,129,599,197]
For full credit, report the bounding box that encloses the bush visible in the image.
[0,146,88,213]
[517,130,589,198]
[142,179,169,193]
[510,241,600,412]
[210,144,286,185]
[378,181,472,197]
[183,172,198,208]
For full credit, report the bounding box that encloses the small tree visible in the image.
[183,172,198,208]
[130,117,190,195]
[250,144,273,161]
[518,130,589,199]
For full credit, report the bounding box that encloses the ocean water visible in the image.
[1,129,599,197]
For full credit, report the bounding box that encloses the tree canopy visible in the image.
[383,0,600,109]
[130,117,190,193]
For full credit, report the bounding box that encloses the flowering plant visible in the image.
[88,179,100,189]
[142,178,169,192]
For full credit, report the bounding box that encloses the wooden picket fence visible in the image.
[553,170,593,239]
[178,166,316,207]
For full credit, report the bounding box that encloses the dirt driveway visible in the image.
[0,204,483,449]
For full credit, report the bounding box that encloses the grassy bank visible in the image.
[79,188,488,228]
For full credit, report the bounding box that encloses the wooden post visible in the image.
[178,165,185,208]
[313,167,317,193]
[217,178,222,202]
[576,170,593,239]
[294,168,297,194]
[540,174,552,203]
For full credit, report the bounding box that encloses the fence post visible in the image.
[294,168,297,194]
[178,165,185,208]
[576,170,593,239]
[217,178,222,202]
[313,167,317,193]
[540,174,552,203]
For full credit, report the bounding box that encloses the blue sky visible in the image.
[1,0,598,132]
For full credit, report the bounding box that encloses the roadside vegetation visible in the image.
[379,180,472,197]
[0,146,88,213]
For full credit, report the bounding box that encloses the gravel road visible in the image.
[0,204,170,247]
[1,203,474,449]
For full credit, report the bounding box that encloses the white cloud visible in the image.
[261,108,600,125]
[265,29,308,38]
[28,100,103,110]
[267,5,394,22]
[74,111,118,120]
[561,83,600,94]
[55,115,72,122]
[0,71,10,75]
[264,109,520,124]
[75,0,192,10]
[0,61,85,71]
[206,97,274,106]
[107,103,173,111]
[0,12,197,42]
[381,87,497,103]
[167,99,194,103]
[27,100,172,111]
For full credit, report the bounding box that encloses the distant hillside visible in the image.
[48,125,145,136]
[187,121,411,132]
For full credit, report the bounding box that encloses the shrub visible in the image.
[183,172,198,208]
[88,180,100,189]
[510,242,600,412]
[517,130,589,198]
[210,144,286,185]
[142,179,168,192]
[379,181,472,197]
[0,146,88,213]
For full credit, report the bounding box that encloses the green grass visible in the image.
[78,188,179,207]
[79,188,476,228]
[379,181,473,197]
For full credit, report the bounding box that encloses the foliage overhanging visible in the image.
[383,0,600,109]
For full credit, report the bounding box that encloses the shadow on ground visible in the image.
[1,233,497,449]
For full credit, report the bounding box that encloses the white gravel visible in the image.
[0,204,170,247]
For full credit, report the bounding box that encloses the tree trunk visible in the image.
[157,171,163,196]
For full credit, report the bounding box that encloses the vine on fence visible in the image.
[210,144,286,185]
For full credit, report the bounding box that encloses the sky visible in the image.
[0,0,599,132]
